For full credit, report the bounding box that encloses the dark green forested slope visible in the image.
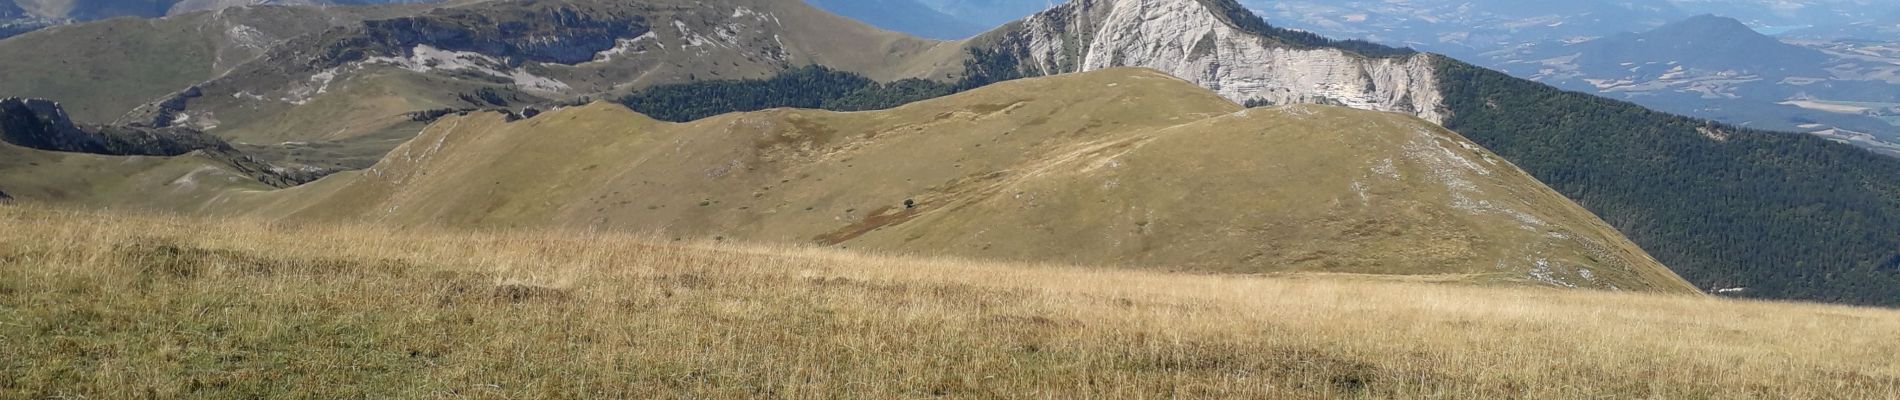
[1195,0,1415,58]
[618,49,1029,122]
[1435,58,1900,305]
[616,66,949,122]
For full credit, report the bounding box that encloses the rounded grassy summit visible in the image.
[218,68,1694,293]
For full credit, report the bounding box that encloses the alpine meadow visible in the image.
[3,0,1898,397]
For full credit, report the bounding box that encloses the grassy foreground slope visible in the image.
[2,205,1896,398]
[232,69,1692,292]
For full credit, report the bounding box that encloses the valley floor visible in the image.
[1,205,1896,398]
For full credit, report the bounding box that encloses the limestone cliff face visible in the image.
[983,0,1445,123]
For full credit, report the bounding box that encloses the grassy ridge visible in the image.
[2,204,1895,398]
[228,69,1692,292]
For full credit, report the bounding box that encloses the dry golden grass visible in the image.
[2,204,1897,398]
[234,69,1692,293]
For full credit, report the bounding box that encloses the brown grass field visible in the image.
[1,204,1897,398]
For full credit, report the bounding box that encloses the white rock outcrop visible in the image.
[998,0,1445,123]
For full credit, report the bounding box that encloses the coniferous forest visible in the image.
[1435,58,1900,305]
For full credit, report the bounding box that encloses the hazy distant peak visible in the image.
[1657,14,1761,37]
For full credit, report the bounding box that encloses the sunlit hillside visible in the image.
[217,69,1695,293]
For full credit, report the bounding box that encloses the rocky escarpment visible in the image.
[119,1,654,129]
[977,0,1445,123]
[0,17,59,40]
[0,1,58,39]
[2,98,228,156]
[1,98,323,187]
[1,98,91,150]
[299,3,652,69]
[121,86,202,128]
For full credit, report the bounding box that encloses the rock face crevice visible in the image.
[981,0,1445,123]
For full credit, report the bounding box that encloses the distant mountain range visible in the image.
[1552,15,1833,76]
[805,0,1900,55]
[914,0,1058,29]
[0,0,441,39]
[1209,1,1900,155]
[805,0,985,39]
[806,0,1065,39]
[1786,10,1900,40]
[1487,15,1900,155]
[1674,0,1900,39]
[1251,0,1900,53]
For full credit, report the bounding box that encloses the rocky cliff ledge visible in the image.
[982,0,1444,123]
